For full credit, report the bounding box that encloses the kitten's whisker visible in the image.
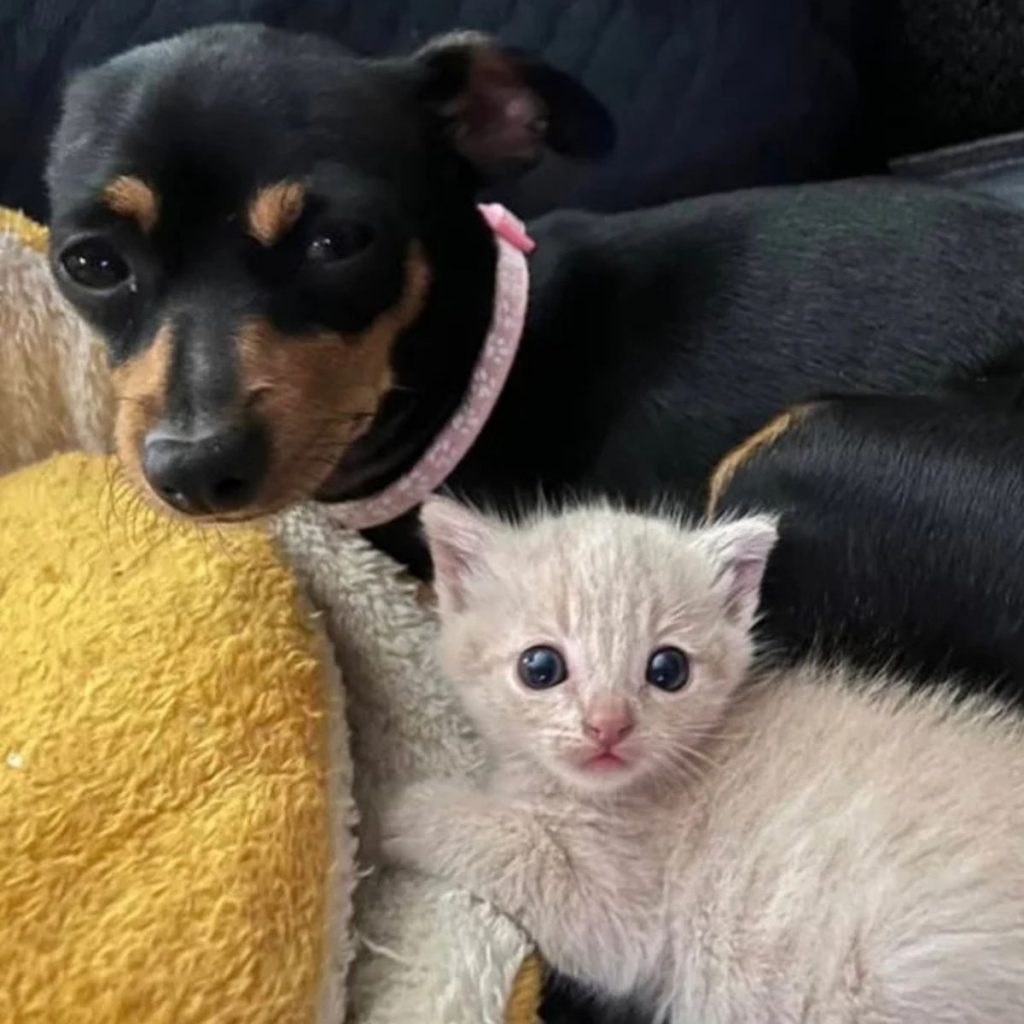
[673,743,723,773]
[657,748,709,789]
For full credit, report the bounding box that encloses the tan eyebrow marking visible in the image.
[247,181,307,246]
[102,175,160,234]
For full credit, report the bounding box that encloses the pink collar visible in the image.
[326,204,534,530]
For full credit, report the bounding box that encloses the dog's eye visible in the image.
[305,223,373,264]
[60,239,131,291]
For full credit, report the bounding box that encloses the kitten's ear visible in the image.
[421,497,496,612]
[695,516,779,629]
[412,31,615,181]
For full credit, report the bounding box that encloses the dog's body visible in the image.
[46,24,1024,576]
[712,387,1024,701]
[453,181,1024,505]
[307,180,1024,572]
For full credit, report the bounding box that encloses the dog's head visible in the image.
[47,24,612,520]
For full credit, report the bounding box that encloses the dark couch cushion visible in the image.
[877,0,1024,158]
[0,0,881,220]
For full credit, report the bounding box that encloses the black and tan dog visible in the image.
[710,381,1024,702]
[46,23,1024,574]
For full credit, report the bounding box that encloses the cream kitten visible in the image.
[382,499,1024,1023]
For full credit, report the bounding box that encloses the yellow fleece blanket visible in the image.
[0,454,340,1024]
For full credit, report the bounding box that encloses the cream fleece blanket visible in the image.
[0,207,540,1024]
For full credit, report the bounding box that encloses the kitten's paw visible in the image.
[379,777,478,870]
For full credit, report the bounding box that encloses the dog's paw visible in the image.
[379,777,478,870]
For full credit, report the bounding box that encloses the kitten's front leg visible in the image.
[381,778,564,926]
[383,780,645,995]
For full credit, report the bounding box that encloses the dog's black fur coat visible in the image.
[715,386,1024,703]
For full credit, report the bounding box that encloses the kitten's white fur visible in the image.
[383,499,1024,1023]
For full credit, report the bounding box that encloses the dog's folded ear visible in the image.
[413,31,615,181]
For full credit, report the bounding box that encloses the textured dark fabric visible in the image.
[878,0,1024,156]
[1,0,882,220]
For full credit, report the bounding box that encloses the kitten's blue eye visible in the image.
[517,646,568,689]
[646,647,690,692]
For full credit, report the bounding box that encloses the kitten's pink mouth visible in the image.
[582,751,629,772]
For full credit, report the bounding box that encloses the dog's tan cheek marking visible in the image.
[102,175,160,234]
[247,181,306,246]
[236,245,432,510]
[706,402,817,518]
[111,325,173,484]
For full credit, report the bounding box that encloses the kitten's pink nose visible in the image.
[583,701,635,748]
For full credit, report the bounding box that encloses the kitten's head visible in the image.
[421,499,777,795]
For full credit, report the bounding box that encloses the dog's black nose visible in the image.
[142,423,269,515]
